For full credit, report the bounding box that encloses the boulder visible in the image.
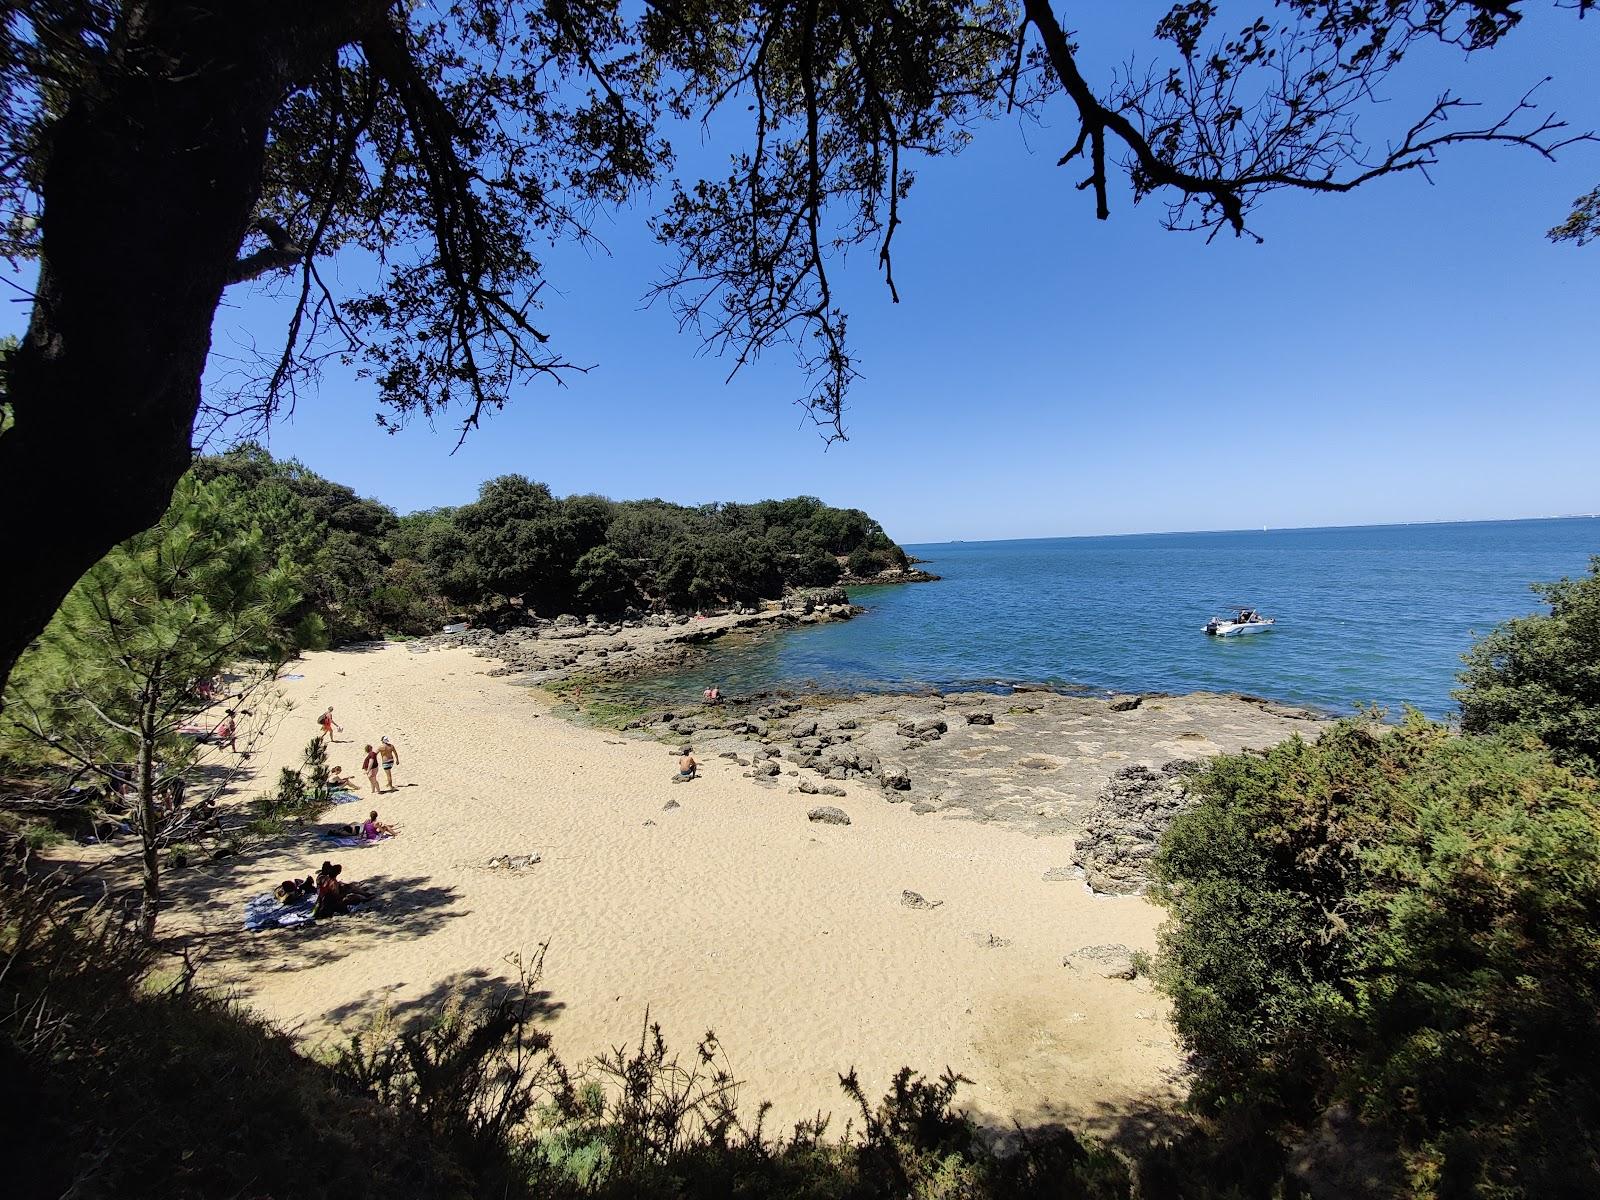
[1072,760,1198,895]
[820,785,848,798]
[798,779,820,795]
[966,711,995,726]
[880,765,912,791]
[1065,944,1137,980]
[1108,695,1143,712]
[663,799,681,811]
[900,890,943,910]
[790,719,818,738]
[751,760,780,777]
[807,805,851,826]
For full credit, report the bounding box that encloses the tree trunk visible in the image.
[0,3,378,703]
[137,709,161,939]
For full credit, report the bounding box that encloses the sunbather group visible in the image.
[273,860,373,920]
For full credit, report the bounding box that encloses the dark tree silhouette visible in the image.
[0,1,1591,698]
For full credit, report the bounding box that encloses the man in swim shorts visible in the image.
[377,736,400,791]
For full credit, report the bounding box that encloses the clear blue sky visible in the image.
[8,7,1599,544]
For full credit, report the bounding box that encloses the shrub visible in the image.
[251,739,338,832]
[1152,714,1600,1197]
[1456,555,1600,775]
[0,863,476,1200]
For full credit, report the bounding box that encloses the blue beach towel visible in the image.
[244,892,315,931]
[329,790,361,805]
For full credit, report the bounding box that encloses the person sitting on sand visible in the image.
[328,765,357,793]
[274,875,315,904]
[362,810,395,841]
[311,861,372,919]
[675,753,698,781]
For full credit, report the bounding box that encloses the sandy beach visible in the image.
[158,640,1212,1139]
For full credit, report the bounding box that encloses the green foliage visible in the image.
[250,739,340,832]
[1152,715,1600,1197]
[2,474,314,770]
[1,473,315,931]
[197,449,903,627]
[1549,184,1600,247]
[1456,555,1600,775]
[197,443,431,641]
[572,546,640,613]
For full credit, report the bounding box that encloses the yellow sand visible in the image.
[195,643,1181,1135]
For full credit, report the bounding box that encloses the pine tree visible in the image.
[3,475,320,935]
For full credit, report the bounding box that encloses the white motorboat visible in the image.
[1205,608,1276,637]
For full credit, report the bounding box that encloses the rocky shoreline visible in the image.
[428,587,860,685]
[416,606,1326,893]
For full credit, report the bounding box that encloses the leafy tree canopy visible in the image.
[198,448,911,625]
[1456,555,1600,775]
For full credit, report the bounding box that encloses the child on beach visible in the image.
[377,736,400,791]
[675,753,697,781]
[362,744,380,793]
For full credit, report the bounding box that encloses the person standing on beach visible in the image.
[377,736,400,791]
[318,707,342,742]
[361,744,380,793]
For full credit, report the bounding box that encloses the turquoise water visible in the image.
[647,519,1598,718]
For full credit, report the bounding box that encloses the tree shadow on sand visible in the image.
[317,962,566,1032]
[176,872,469,983]
[963,1089,1196,1163]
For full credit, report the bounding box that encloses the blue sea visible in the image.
[648,518,1598,718]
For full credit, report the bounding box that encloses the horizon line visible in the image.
[901,512,1599,548]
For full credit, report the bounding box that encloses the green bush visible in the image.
[1152,715,1600,1197]
[1456,555,1600,775]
